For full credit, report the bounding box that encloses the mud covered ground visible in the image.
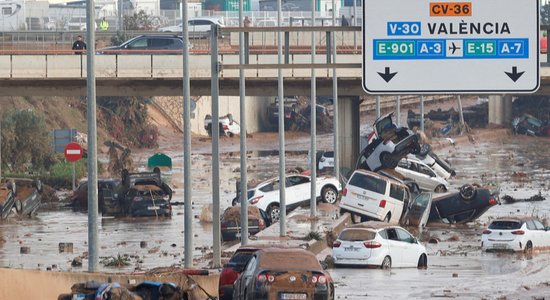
[0,97,549,299]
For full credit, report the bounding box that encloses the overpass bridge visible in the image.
[1,26,550,96]
[1,26,547,170]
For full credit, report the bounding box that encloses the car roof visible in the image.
[256,248,322,270]
[347,221,401,231]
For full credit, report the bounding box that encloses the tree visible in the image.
[0,109,57,173]
[124,10,153,30]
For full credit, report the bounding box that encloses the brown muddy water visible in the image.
[0,133,549,294]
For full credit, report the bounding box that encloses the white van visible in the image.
[339,170,409,224]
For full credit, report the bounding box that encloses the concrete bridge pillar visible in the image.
[488,95,513,126]
[337,96,361,173]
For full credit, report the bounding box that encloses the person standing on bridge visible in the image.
[99,17,109,31]
[72,35,86,55]
[341,15,349,27]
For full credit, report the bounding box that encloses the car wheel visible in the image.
[380,152,397,169]
[268,204,280,223]
[434,185,447,193]
[383,213,391,223]
[459,184,476,201]
[524,241,533,255]
[14,199,23,213]
[381,256,391,269]
[33,179,43,193]
[418,144,432,156]
[232,198,239,206]
[228,132,234,138]
[417,254,428,269]
[321,186,338,204]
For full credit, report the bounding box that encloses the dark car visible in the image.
[232,248,334,300]
[98,35,187,55]
[70,178,121,213]
[221,206,270,241]
[356,112,420,172]
[117,170,173,217]
[512,113,548,136]
[267,97,299,128]
[219,246,262,300]
[429,184,499,223]
[0,180,16,219]
[1,179,43,219]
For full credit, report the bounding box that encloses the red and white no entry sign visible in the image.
[64,142,83,162]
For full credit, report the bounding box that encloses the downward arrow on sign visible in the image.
[377,67,397,83]
[505,66,525,82]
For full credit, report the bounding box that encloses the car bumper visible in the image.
[481,240,523,252]
[339,205,385,221]
[332,251,385,267]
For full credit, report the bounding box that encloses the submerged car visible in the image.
[232,248,334,300]
[204,114,240,137]
[1,179,43,219]
[332,222,428,269]
[0,180,16,219]
[116,170,173,217]
[429,184,499,223]
[481,216,550,253]
[512,113,548,136]
[70,178,122,213]
[221,206,270,241]
[395,156,450,192]
[219,246,262,300]
[357,112,420,172]
[235,174,340,222]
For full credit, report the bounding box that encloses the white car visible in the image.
[356,112,420,172]
[204,114,240,137]
[339,169,410,224]
[238,174,341,222]
[395,156,450,193]
[481,217,550,253]
[332,222,428,269]
[158,16,225,38]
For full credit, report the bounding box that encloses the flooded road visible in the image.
[330,134,550,299]
[0,131,549,299]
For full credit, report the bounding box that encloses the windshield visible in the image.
[489,221,522,230]
[348,173,386,194]
[339,229,376,241]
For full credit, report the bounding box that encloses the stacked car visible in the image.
[341,111,499,226]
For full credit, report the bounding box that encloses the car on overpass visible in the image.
[97,35,190,55]
[158,16,226,38]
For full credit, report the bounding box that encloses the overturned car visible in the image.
[356,112,421,172]
[116,170,173,217]
[0,179,43,220]
[429,184,499,224]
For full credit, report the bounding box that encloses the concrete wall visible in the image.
[154,95,272,135]
[338,96,360,172]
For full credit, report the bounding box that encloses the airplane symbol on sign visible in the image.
[448,42,461,54]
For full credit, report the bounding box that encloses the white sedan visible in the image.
[237,174,341,222]
[481,217,550,253]
[332,222,427,269]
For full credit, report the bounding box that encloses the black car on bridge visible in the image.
[97,35,190,55]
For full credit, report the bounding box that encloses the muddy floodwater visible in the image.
[1,133,549,298]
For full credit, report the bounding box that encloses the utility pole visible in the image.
[86,0,99,273]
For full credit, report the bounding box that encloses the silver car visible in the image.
[395,156,450,193]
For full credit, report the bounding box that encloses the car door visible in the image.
[396,228,418,266]
[417,163,437,191]
[286,175,311,208]
[257,180,280,209]
[125,37,148,54]
[384,228,404,266]
[532,219,548,247]
[238,255,258,298]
